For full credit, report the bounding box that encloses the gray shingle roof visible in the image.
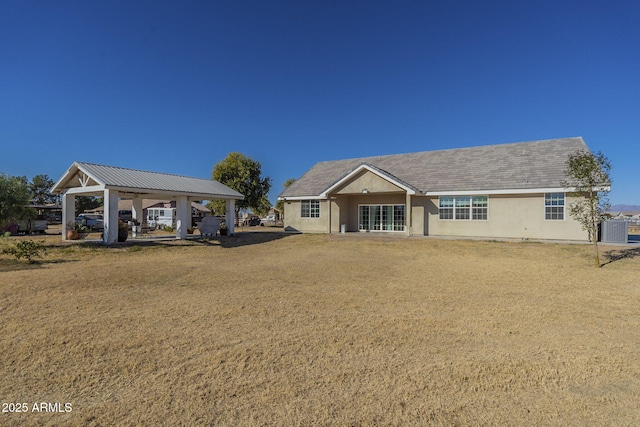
[280,137,589,198]
[52,162,244,199]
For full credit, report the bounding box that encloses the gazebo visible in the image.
[51,162,244,244]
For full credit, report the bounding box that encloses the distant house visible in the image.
[278,137,604,241]
[607,211,640,225]
[612,211,640,219]
[88,199,212,227]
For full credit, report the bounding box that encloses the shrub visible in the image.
[2,239,46,263]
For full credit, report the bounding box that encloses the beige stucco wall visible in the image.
[284,194,410,233]
[410,197,428,235]
[284,171,424,234]
[284,193,588,240]
[335,170,403,194]
[337,193,407,232]
[424,194,588,241]
[282,172,588,241]
[283,200,329,233]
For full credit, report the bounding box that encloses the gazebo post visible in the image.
[62,193,75,240]
[103,189,119,244]
[225,199,235,235]
[131,197,143,225]
[175,196,189,239]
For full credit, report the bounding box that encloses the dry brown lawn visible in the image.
[1,232,639,426]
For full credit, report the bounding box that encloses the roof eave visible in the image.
[278,195,326,201]
[423,186,602,196]
[105,185,244,200]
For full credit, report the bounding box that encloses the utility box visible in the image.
[601,220,628,243]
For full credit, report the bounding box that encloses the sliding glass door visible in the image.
[358,204,405,232]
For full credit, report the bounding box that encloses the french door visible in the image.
[358,204,405,232]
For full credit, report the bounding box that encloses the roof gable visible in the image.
[321,163,418,197]
[280,137,589,198]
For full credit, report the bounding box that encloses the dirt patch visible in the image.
[1,234,639,425]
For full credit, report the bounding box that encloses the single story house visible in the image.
[278,137,603,241]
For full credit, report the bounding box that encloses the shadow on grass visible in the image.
[176,231,295,249]
[0,255,82,272]
[66,230,295,250]
[603,247,640,266]
[211,231,294,248]
[0,259,44,272]
[1,233,295,268]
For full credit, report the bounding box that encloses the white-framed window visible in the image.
[455,197,471,220]
[439,197,454,220]
[545,192,565,220]
[358,204,405,231]
[472,196,488,220]
[439,196,488,220]
[301,200,320,218]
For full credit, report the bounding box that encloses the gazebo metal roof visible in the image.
[51,162,244,200]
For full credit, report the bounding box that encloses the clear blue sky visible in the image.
[2,0,638,205]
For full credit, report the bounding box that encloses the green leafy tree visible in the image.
[211,153,272,219]
[29,174,56,205]
[562,150,612,267]
[253,195,272,218]
[75,196,101,217]
[275,178,297,218]
[205,199,225,216]
[0,173,34,228]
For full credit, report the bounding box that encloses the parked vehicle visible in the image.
[16,217,48,234]
[240,215,261,226]
[76,213,104,230]
[260,214,277,226]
